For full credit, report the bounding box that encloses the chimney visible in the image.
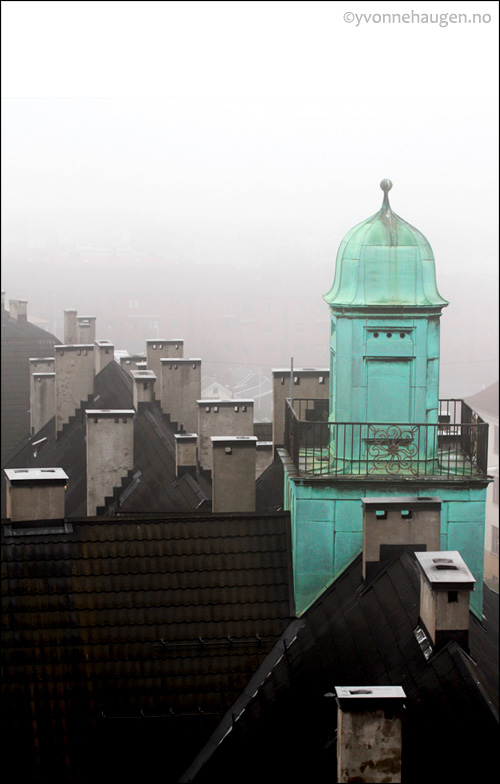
[197,399,254,474]
[55,345,95,435]
[174,434,198,478]
[31,373,56,434]
[211,436,257,513]
[9,299,28,321]
[272,367,329,452]
[160,358,201,432]
[85,409,135,516]
[361,496,442,581]
[146,339,184,384]
[64,309,78,344]
[256,440,273,479]
[77,316,96,343]
[95,340,114,374]
[119,354,147,377]
[333,686,406,784]
[415,550,475,653]
[4,467,68,522]
[130,369,156,409]
[29,357,55,432]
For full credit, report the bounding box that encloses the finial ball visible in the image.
[380,179,393,193]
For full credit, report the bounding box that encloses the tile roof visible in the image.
[1,305,60,460]
[1,511,293,783]
[183,552,498,783]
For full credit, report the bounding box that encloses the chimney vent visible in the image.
[211,436,257,513]
[415,550,475,652]
[9,299,28,321]
[4,467,68,522]
[333,686,406,784]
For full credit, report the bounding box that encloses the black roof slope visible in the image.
[255,456,284,512]
[1,304,61,460]
[182,552,498,783]
[1,511,294,784]
[2,360,211,516]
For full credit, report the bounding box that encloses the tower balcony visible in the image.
[284,399,489,479]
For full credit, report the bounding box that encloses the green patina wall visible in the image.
[284,473,487,618]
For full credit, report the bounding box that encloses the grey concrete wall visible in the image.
[419,574,471,644]
[256,442,273,479]
[211,437,257,512]
[272,369,329,451]
[198,400,254,472]
[55,345,95,434]
[161,359,201,432]
[29,358,55,431]
[337,708,403,783]
[175,434,197,475]
[6,483,66,522]
[86,410,134,515]
[31,373,56,434]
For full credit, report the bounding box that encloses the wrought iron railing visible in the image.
[284,398,489,478]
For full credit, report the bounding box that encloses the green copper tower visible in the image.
[281,181,490,617]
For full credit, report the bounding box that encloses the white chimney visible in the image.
[85,409,135,516]
[415,551,475,653]
[361,496,442,581]
[197,399,254,474]
[55,345,95,435]
[211,436,257,513]
[334,686,406,784]
[63,309,78,344]
[160,358,201,432]
[9,299,28,321]
[4,467,68,522]
[77,316,96,343]
[130,369,156,409]
[95,340,114,374]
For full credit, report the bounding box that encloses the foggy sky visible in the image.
[1,1,498,394]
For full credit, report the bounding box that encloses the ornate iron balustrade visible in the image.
[284,398,489,478]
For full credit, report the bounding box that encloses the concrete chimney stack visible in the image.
[161,358,201,432]
[131,369,156,409]
[119,354,147,377]
[55,345,95,435]
[9,299,28,322]
[85,410,135,516]
[77,316,96,343]
[95,340,114,374]
[64,309,78,344]
[198,400,254,474]
[4,467,68,522]
[415,551,475,653]
[272,368,329,452]
[174,434,198,478]
[31,373,56,434]
[334,686,406,783]
[29,358,55,432]
[361,497,442,582]
[211,436,257,513]
[146,339,184,385]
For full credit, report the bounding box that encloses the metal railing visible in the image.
[284,398,489,478]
